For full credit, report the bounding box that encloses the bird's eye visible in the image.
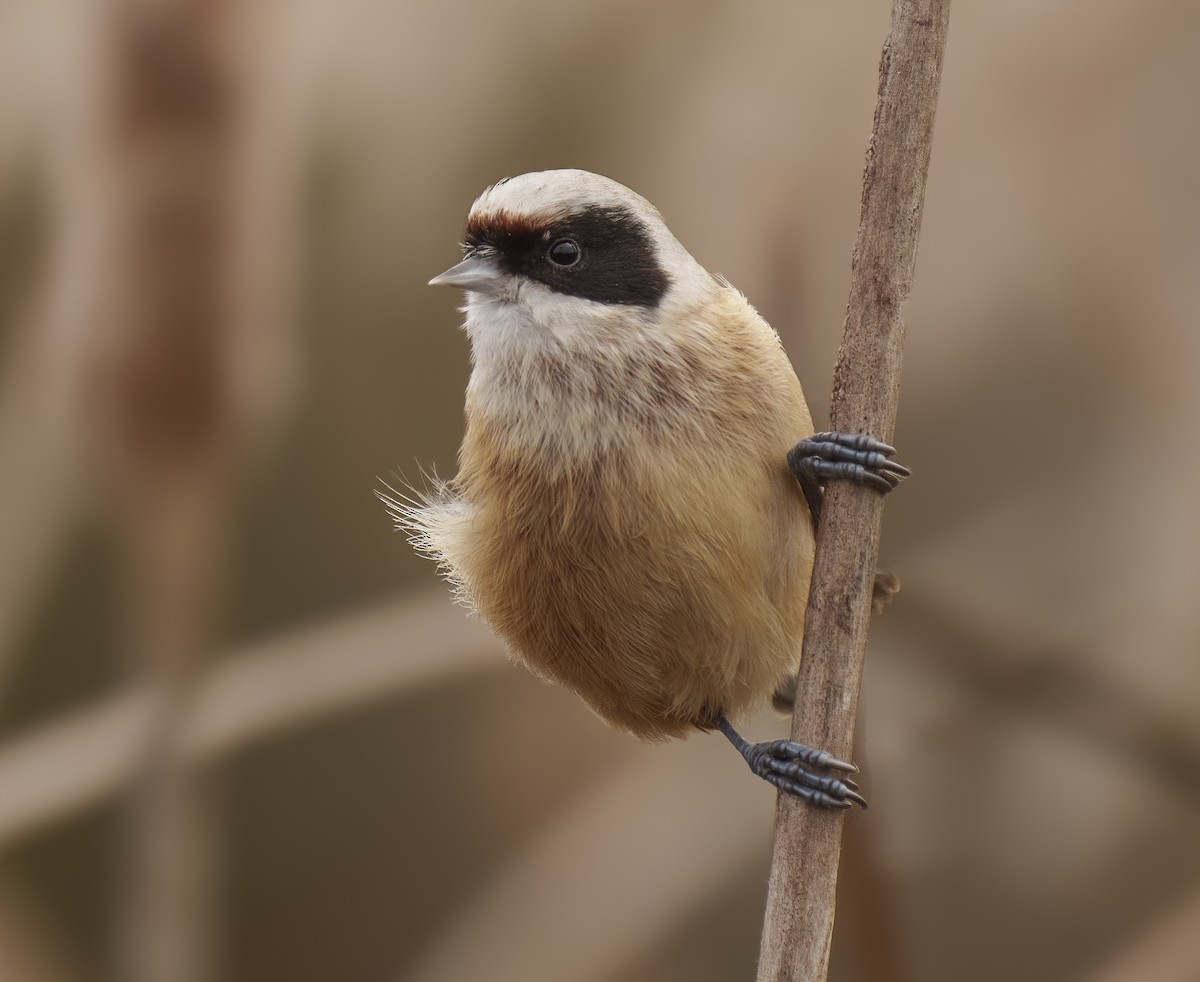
[547,239,581,267]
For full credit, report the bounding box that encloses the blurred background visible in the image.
[1,0,1198,980]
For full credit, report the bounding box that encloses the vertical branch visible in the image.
[756,3,951,981]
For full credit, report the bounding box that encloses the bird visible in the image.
[382,169,907,808]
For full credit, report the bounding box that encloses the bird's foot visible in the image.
[789,432,910,523]
[717,716,866,809]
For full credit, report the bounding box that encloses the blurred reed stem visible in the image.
[88,2,248,978]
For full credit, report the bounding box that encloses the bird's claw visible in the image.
[745,738,867,809]
[788,431,910,524]
[788,431,911,495]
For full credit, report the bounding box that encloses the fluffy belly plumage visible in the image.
[426,445,812,740]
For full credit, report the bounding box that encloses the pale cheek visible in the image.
[463,298,528,343]
[463,286,641,366]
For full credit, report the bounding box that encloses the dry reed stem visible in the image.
[755,3,951,979]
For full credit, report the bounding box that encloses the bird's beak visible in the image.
[428,254,506,294]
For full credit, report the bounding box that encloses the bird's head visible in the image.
[430,170,714,352]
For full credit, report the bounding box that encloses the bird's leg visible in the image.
[789,431,907,611]
[716,715,867,809]
[749,435,903,809]
[788,431,910,527]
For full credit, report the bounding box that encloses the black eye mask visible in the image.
[465,205,670,309]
